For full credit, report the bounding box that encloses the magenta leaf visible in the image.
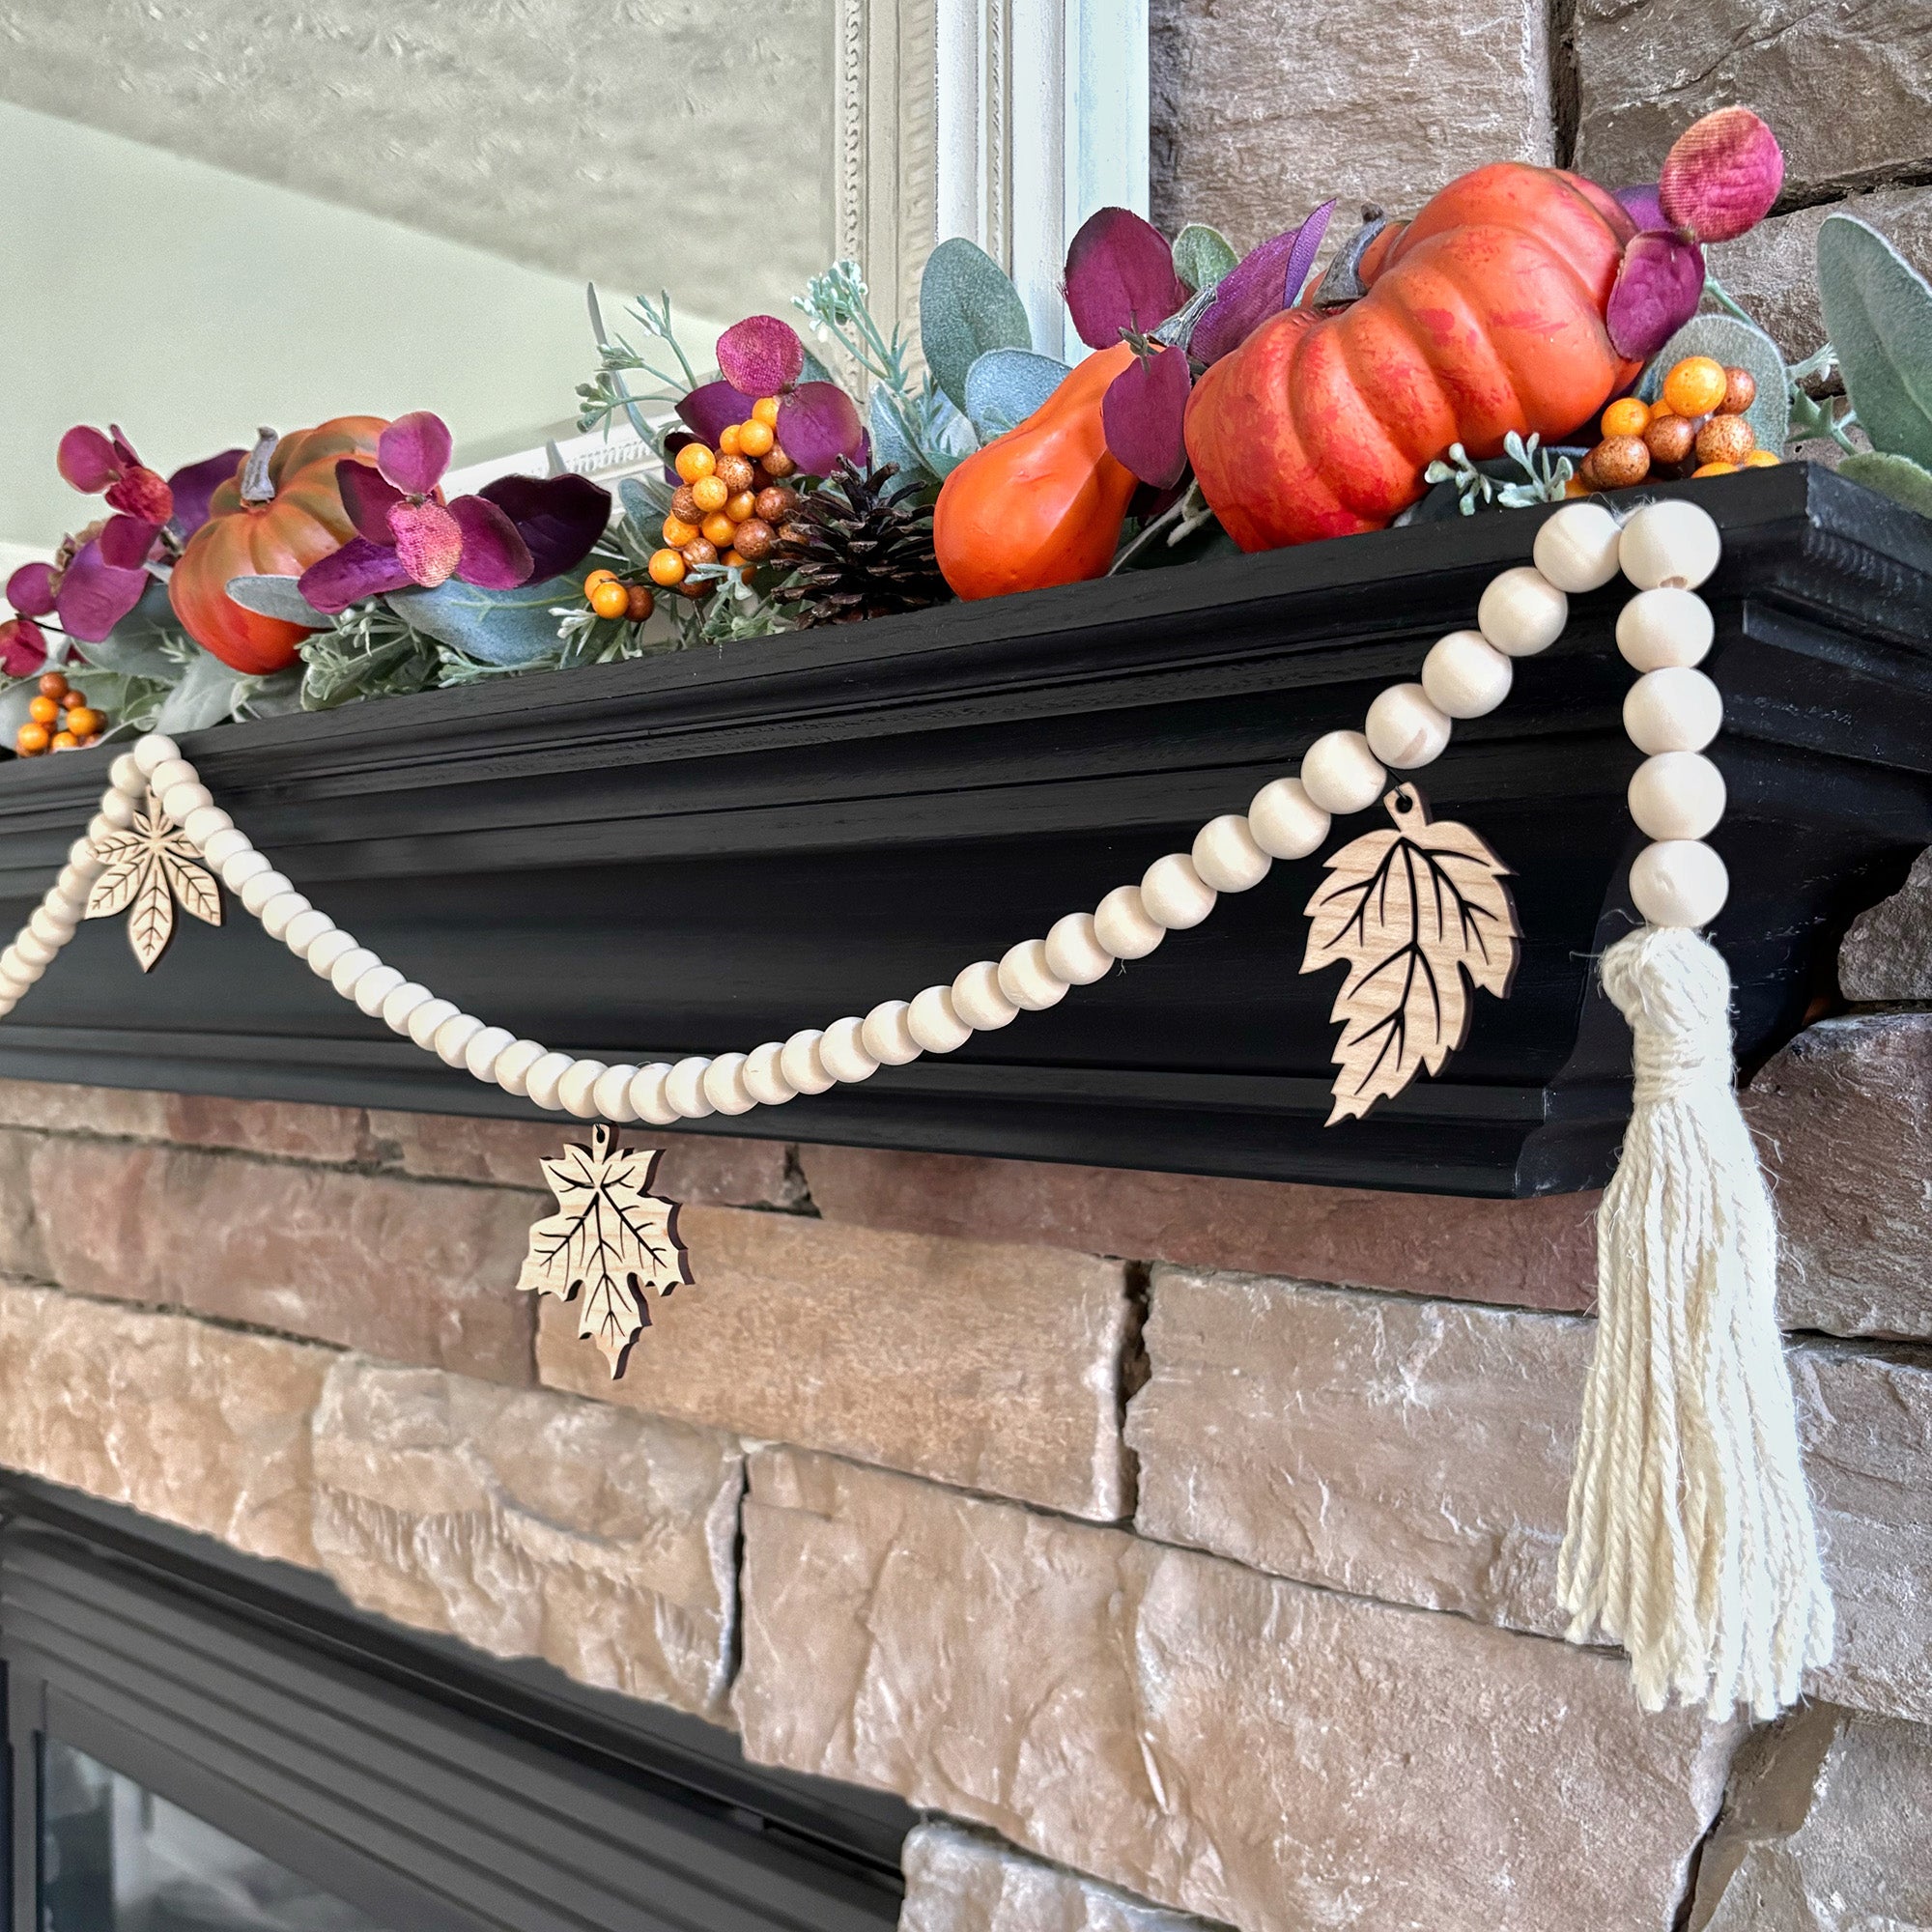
[717,316,806,398]
[1190,201,1336,365]
[449,495,534,589]
[104,466,173,526]
[1615,184,1666,234]
[298,538,417,614]
[99,515,159,570]
[1606,230,1708,360]
[778,383,867,475]
[1064,207,1189,349]
[477,473,611,581]
[677,380,758,446]
[6,563,57,618]
[166,448,245,539]
[336,459,406,546]
[387,497,466,586]
[57,426,121,495]
[377,412,454,497]
[54,540,150,641]
[1660,106,1783,243]
[0,618,46,679]
[1101,346,1192,487]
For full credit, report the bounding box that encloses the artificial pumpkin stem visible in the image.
[239,428,280,506]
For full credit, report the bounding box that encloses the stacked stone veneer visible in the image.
[0,851,1928,1931]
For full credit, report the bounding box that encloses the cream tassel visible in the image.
[1558,923,1833,1719]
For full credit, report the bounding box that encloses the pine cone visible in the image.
[772,458,948,627]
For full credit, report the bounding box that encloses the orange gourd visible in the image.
[1184,165,1641,552]
[934,343,1140,600]
[169,417,388,673]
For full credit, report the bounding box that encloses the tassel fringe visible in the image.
[1559,923,1833,1719]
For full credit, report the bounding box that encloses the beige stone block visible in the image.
[1839,844,1932,1002]
[539,1206,1134,1520]
[0,1127,49,1280]
[312,1357,741,1719]
[30,1137,536,1381]
[900,1824,1215,1932]
[735,1447,1736,1932]
[0,1078,369,1162]
[0,1282,326,1565]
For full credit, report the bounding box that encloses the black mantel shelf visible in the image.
[0,465,1926,1198]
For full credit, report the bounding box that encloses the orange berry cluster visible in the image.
[647,398,801,597]
[1576,357,1780,495]
[582,568,655,624]
[15,672,102,757]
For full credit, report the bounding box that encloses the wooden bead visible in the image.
[259,893,312,941]
[1140,853,1216,929]
[281,909,334,955]
[109,753,147,797]
[433,1013,485,1068]
[404,997,459,1050]
[327,946,382,997]
[146,757,196,797]
[666,1056,715,1117]
[1531,500,1623,592]
[1365,682,1452,769]
[239,869,291,916]
[1618,499,1720,590]
[495,1038,549,1097]
[220,848,271,891]
[1094,885,1165,960]
[14,932,55,968]
[703,1051,758,1113]
[525,1049,577,1112]
[353,964,406,1016]
[781,1030,836,1094]
[559,1059,610,1118]
[1246,777,1330,859]
[160,781,213,822]
[202,828,251,869]
[87,814,119,848]
[630,1064,678,1125]
[1191,814,1271,894]
[1624,666,1722,753]
[744,1042,798,1105]
[182,805,232,845]
[999,938,1069,1010]
[593,1063,640,1121]
[1477,566,1567,657]
[463,1025,517,1081]
[953,959,1019,1030]
[132,734,181,776]
[1045,912,1113,985]
[29,906,74,947]
[305,929,358,976]
[907,986,971,1053]
[0,951,42,987]
[862,1000,922,1065]
[1615,587,1713,671]
[99,790,138,830]
[1630,838,1728,927]
[1299,730,1386,813]
[1421,630,1513,719]
[68,838,104,877]
[1628,751,1726,841]
[819,1016,880,1083]
[380,982,432,1033]
[57,863,94,903]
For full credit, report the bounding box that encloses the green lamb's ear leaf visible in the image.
[1172,223,1239,295]
[78,579,183,679]
[386,576,574,667]
[224,574,332,627]
[867,387,926,478]
[1838,450,1932,517]
[1637,312,1789,453]
[1817,213,1932,469]
[154,649,249,734]
[920,238,1034,412]
[962,348,1071,439]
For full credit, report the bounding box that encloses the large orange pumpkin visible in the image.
[1184,165,1640,552]
[934,344,1140,600]
[169,417,388,673]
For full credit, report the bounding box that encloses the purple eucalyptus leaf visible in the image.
[377,412,454,497]
[677,381,758,446]
[477,473,611,581]
[1660,106,1783,243]
[1064,207,1189,349]
[0,618,46,680]
[1615,184,1666,234]
[297,538,417,615]
[717,315,806,398]
[336,459,406,547]
[1191,200,1336,365]
[6,563,57,619]
[166,448,245,539]
[57,426,120,495]
[99,514,159,571]
[54,540,150,642]
[1101,346,1192,488]
[1606,230,1708,361]
[778,383,867,475]
[449,495,534,589]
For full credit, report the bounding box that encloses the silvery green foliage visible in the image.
[1415,434,1575,519]
[962,349,1073,439]
[1637,312,1790,455]
[918,238,1035,414]
[1171,223,1239,295]
[388,576,585,667]
[225,574,333,627]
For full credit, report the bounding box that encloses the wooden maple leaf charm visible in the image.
[1301,785,1520,1124]
[85,791,221,972]
[518,1122,692,1377]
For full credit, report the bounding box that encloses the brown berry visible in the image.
[731,517,776,562]
[1695,413,1755,467]
[753,485,798,524]
[669,483,702,524]
[715,453,755,494]
[36,672,67,699]
[678,577,714,602]
[1720,366,1756,415]
[1590,434,1651,489]
[626,582,654,622]
[59,688,83,709]
[760,446,796,479]
[1643,413,1698,467]
[680,538,718,568]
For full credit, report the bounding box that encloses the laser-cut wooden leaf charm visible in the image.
[518,1122,692,1377]
[1301,785,1519,1124]
[84,791,221,972]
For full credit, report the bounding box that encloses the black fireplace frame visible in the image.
[0,1477,910,1932]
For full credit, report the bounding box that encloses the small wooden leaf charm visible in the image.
[84,792,222,973]
[1301,785,1520,1124]
[517,1122,693,1378]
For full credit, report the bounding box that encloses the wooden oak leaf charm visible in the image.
[85,791,221,972]
[518,1122,692,1378]
[1301,785,1520,1124]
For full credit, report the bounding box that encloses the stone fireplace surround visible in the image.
[0,879,1924,1929]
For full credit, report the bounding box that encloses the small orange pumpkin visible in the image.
[169,417,387,673]
[934,344,1140,601]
